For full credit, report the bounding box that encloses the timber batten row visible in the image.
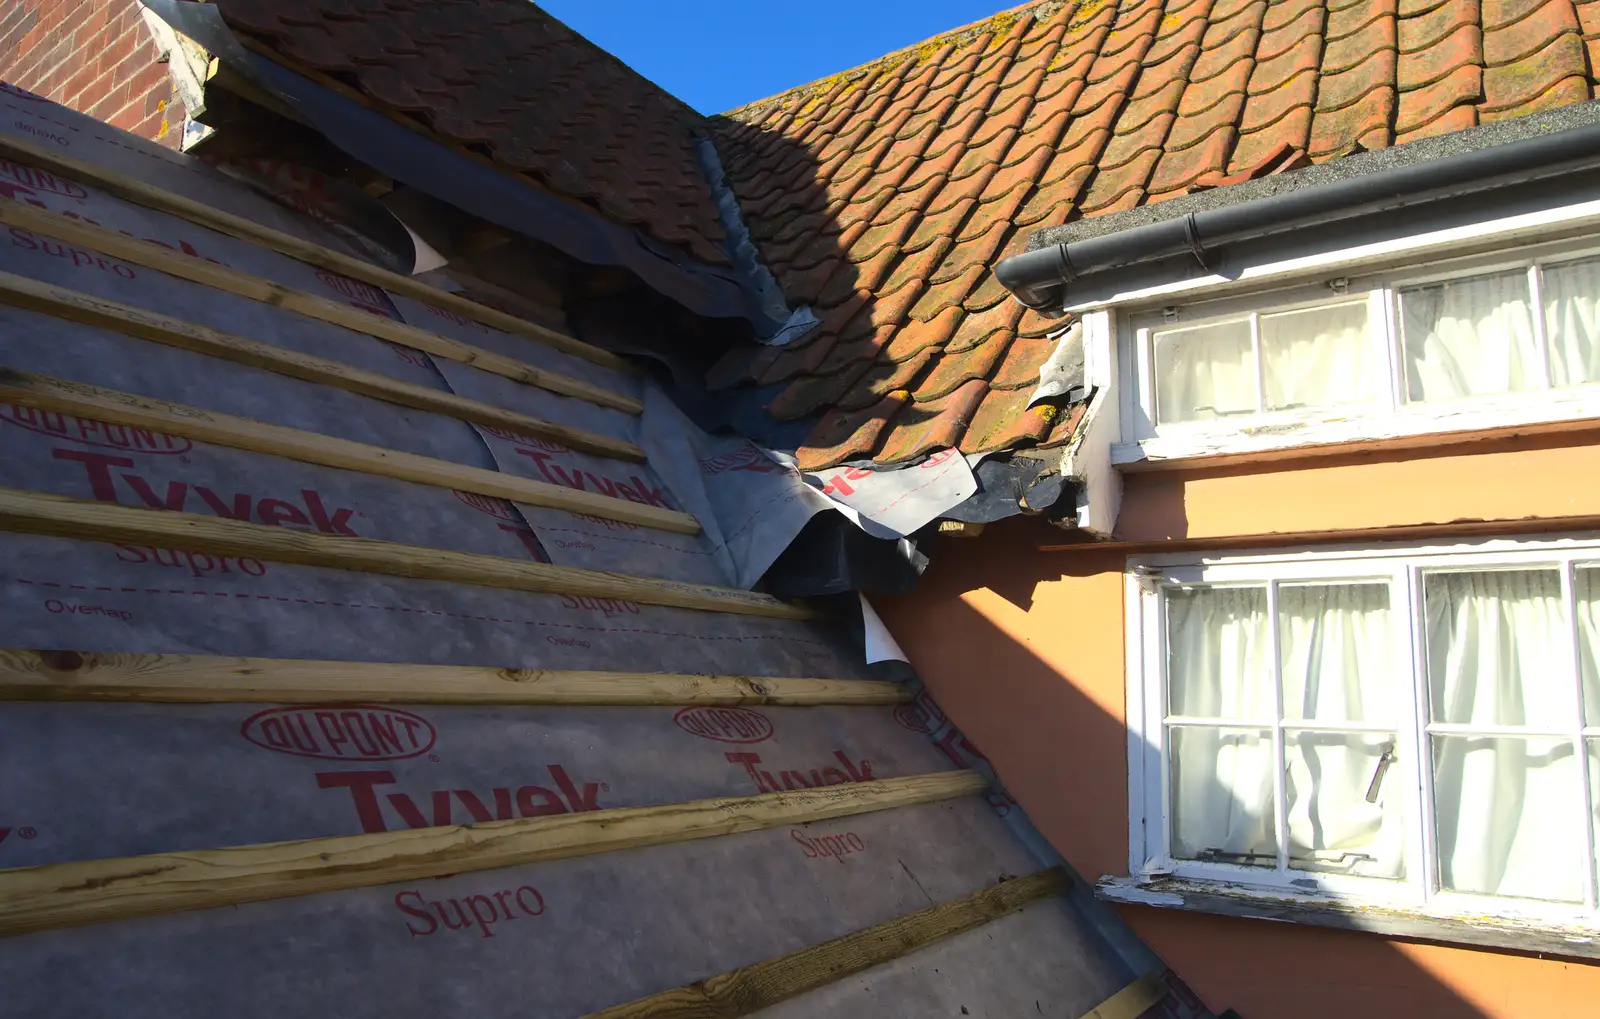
[0,649,909,706]
[0,772,987,937]
[0,369,697,532]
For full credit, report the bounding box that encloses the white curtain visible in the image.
[1279,584,1405,878]
[1154,321,1256,424]
[1166,587,1275,864]
[1426,570,1586,901]
[1167,584,1404,876]
[1402,271,1539,402]
[1259,302,1379,412]
[1576,567,1600,722]
[1543,257,1600,388]
[1279,583,1394,722]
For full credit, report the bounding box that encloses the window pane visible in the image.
[1578,567,1600,724]
[1170,726,1276,867]
[1542,256,1600,387]
[1279,583,1394,723]
[1423,569,1570,729]
[1433,735,1584,901]
[1402,270,1538,402]
[1166,586,1271,719]
[1153,319,1255,424]
[1589,738,1600,898]
[1285,732,1405,879]
[1260,302,1379,411]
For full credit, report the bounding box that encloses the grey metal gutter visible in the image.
[996,107,1600,310]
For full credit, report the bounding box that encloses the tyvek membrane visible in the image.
[0,393,535,558]
[430,357,641,467]
[469,420,737,585]
[0,533,866,681]
[0,136,393,299]
[639,386,834,589]
[0,82,359,252]
[0,700,945,863]
[0,222,453,389]
[0,113,962,592]
[0,796,1081,1019]
[0,84,1140,1019]
[0,304,496,465]
[384,288,642,403]
[751,897,1128,1019]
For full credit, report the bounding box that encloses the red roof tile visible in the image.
[702,0,1599,470]
[211,0,728,265]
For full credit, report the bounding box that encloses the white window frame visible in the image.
[1125,533,1600,930]
[1113,233,1600,466]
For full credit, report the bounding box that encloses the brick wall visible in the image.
[0,0,184,147]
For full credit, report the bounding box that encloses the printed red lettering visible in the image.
[516,784,566,817]
[322,766,601,831]
[548,764,599,812]
[122,474,187,511]
[12,228,136,276]
[3,405,191,452]
[453,789,495,824]
[464,894,499,938]
[194,487,251,520]
[515,886,545,915]
[391,883,546,939]
[53,447,131,501]
[302,489,357,535]
[726,751,874,793]
[496,522,548,561]
[51,448,359,535]
[315,770,395,833]
[41,598,132,621]
[395,890,437,937]
[789,827,866,863]
[510,449,675,509]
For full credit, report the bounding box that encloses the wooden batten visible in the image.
[0,487,809,619]
[0,369,696,533]
[0,649,910,706]
[0,200,641,414]
[0,771,987,938]
[582,867,1070,1018]
[1076,974,1170,1019]
[0,133,632,374]
[0,271,644,462]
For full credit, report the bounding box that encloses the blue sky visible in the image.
[538,1,1008,114]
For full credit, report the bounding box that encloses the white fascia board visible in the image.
[1060,310,1121,536]
[1065,196,1600,314]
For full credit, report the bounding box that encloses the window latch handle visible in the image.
[1365,741,1398,803]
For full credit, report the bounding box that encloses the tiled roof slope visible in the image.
[709,0,1600,471]
[210,0,729,266]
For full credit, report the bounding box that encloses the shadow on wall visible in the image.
[871,513,1551,1019]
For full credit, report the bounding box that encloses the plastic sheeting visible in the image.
[0,84,1187,1018]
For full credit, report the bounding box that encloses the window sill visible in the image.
[1096,875,1600,960]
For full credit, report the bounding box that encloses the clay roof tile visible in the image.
[711,0,1600,466]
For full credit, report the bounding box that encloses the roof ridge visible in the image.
[716,0,1069,120]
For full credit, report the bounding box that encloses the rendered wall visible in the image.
[878,433,1600,1019]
